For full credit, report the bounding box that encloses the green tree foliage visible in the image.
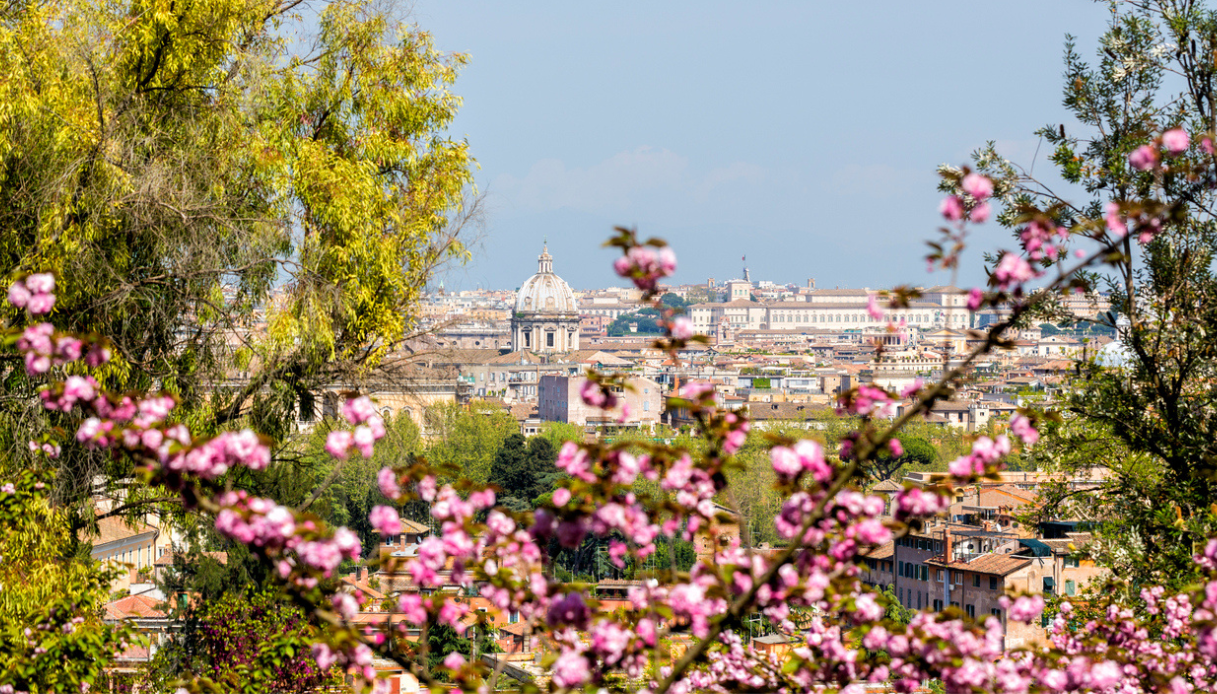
[538,421,584,450]
[148,590,339,693]
[489,433,560,510]
[660,293,689,310]
[0,469,132,691]
[607,311,663,336]
[864,435,937,485]
[423,402,517,484]
[0,0,476,519]
[971,0,1217,586]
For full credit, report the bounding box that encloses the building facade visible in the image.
[537,374,663,428]
[512,246,580,353]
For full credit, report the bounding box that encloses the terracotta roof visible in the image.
[1066,532,1094,546]
[961,488,1035,510]
[510,403,539,421]
[340,574,386,601]
[400,518,430,534]
[860,541,895,560]
[871,479,904,492]
[104,595,167,620]
[114,645,151,662]
[926,553,1032,576]
[990,484,1039,504]
[487,350,547,365]
[90,516,157,546]
[1040,533,1094,553]
[597,579,643,589]
[499,621,530,636]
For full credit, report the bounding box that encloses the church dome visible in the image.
[515,246,578,315]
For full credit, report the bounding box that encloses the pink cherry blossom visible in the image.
[994,252,1036,290]
[24,274,54,294]
[341,396,378,425]
[325,430,353,459]
[552,651,591,688]
[969,201,991,223]
[369,505,402,535]
[967,287,984,311]
[1129,144,1159,171]
[866,294,883,321]
[1010,413,1039,445]
[1163,128,1190,155]
[940,195,964,221]
[311,642,338,670]
[961,173,993,200]
[377,467,400,500]
[7,282,30,308]
[1106,201,1128,237]
[669,316,695,340]
[26,292,55,315]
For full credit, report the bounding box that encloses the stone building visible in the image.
[537,374,662,429]
[512,245,580,353]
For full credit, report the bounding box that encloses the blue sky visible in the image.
[414,1,1113,292]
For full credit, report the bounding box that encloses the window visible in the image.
[990,576,999,590]
[547,332,554,347]
[1064,555,1080,568]
[1065,580,1076,596]
[973,574,980,587]
[899,587,904,603]
[917,592,922,609]
[937,569,944,583]
[524,331,531,347]
[933,599,943,611]
[955,572,962,585]
[966,604,976,619]
[643,402,650,412]
[991,608,1002,620]
[899,561,904,577]
[921,565,929,582]
[510,611,520,624]
[299,391,315,422]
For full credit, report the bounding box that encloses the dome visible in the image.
[515,246,578,314]
[1095,340,1133,369]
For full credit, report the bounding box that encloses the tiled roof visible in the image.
[871,479,904,492]
[499,621,530,636]
[926,553,1032,576]
[990,485,1039,503]
[487,350,547,365]
[104,595,167,620]
[340,574,386,601]
[90,516,157,546]
[860,541,895,560]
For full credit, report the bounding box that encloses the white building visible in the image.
[511,245,581,352]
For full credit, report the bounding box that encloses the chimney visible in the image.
[944,527,952,562]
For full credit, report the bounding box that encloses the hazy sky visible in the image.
[413,1,1114,292]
